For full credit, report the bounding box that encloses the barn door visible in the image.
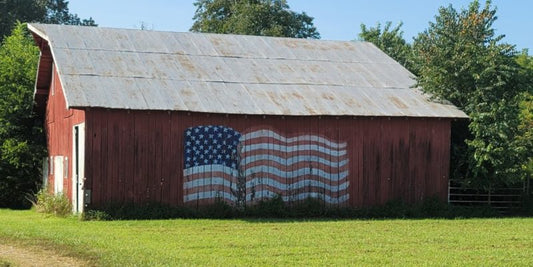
[72,123,85,213]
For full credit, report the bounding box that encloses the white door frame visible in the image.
[72,123,85,213]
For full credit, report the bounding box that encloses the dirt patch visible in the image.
[0,243,89,267]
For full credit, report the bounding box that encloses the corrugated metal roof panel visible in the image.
[28,23,468,118]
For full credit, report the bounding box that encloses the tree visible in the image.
[359,22,415,73]
[412,0,528,187]
[0,0,96,42]
[190,0,320,38]
[0,23,46,208]
[43,0,97,26]
[0,0,96,208]
[516,51,533,179]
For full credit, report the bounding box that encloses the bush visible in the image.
[31,188,72,217]
[81,210,112,221]
[245,195,288,218]
[85,202,197,220]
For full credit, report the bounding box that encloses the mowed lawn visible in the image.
[0,210,532,266]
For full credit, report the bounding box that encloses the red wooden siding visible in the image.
[44,64,85,200]
[84,109,451,208]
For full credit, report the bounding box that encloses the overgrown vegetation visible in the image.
[0,1,97,209]
[1,209,532,266]
[360,0,532,188]
[0,258,12,267]
[0,23,46,209]
[81,196,504,221]
[30,188,72,217]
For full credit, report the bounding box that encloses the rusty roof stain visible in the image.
[28,23,467,118]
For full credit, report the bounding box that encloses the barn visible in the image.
[28,24,467,213]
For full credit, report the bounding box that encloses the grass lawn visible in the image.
[0,209,532,266]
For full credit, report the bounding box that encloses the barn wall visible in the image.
[84,109,451,208]
[45,64,85,200]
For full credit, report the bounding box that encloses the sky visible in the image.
[67,0,532,52]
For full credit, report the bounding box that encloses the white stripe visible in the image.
[244,165,349,181]
[185,178,349,192]
[184,177,237,190]
[185,165,348,182]
[184,191,236,202]
[241,130,347,149]
[242,143,347,157]
[246,178,349,192]
[242,154,348,167]
[250,190,350,204]
[183,164,238,176]
[183,190,349,204]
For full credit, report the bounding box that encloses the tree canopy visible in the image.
[0,0,95,208]
[190,0,320,38]
[516,51,533,178]
[358,22,415,73]
[0,23,46,208]
[412,0,528,186]
[0,0,96,42]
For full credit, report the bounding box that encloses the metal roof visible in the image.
[28,23,467,118]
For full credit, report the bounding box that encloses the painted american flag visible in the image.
[183,125,349,205]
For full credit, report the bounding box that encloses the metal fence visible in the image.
[448,179,530,214]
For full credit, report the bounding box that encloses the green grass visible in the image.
[0,258,12,267]
[0,209,532,266]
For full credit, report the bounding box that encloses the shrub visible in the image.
[31,188,72,217]
[245,194,288,217]
[81,210,112,221]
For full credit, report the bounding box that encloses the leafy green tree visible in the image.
[44,0,96,26]
[0,23,46,208]
[0,0,96,42]
[412,0,528,187]
[191,0,319,38]
[516,51,533,179]
[359,22,415,73]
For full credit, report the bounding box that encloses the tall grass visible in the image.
[29,188,72,217]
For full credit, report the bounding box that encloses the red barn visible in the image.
[28,24,467,213]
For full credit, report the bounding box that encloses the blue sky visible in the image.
[68,0,531,52]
